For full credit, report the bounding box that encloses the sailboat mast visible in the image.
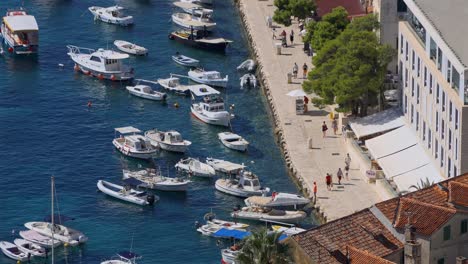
[51,176,55,264]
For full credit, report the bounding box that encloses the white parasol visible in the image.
[286,89,307,97]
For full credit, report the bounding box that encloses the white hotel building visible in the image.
[398,0,468,178]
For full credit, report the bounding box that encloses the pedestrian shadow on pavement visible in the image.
[303,110,329,116]
[317,196,329,199]
[332,189,345,192]
[279,53,293,56]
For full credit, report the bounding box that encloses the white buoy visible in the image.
[58,63,64,68]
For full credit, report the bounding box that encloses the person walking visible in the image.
[325,173,332,191]
[304,95,309,112]
[313,181,317,203]
[302,63,308,78]
[344,153,351,179]
[337,168,343,185]
[290,29,294,45]
[332,118,338,135]
[322,121,328,138]
[293,63,298,78]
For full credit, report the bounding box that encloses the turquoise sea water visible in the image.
[0,0,314,263]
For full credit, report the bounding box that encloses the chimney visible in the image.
[456,257,467,264]
[404,223,421,264]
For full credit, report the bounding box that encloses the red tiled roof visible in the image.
[316,0,367,18]
[348,246,396,264]
[449,181,468,207]
[291,209,403,264]
[393,198,457,236]
[375,174,468,236]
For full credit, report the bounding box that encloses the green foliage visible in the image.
[409,178,434,190]
[273,0,315,26]
[303,14,395,116]
[308,7,350,51]
[310,21,338,51]
[236,228,290,264]
[347,14,380,32]
[322,6,349,31]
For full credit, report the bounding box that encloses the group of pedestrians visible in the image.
[321,118,339,138]
[324,153,351,191]
[292,62,308,79]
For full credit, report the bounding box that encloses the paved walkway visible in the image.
[239,0,382,221]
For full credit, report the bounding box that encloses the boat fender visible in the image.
[74,64,80,71]
[8,47,13,53]
[168,34,174,40]
[78,235,85,243]
[111,74,116,81]
[98,74,104,80]
[146,194,156,205]
[174,102,179,108]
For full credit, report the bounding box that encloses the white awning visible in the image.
[366,126,418,159]
[349,108,405,139]
[378,144,431,179]
[392,164,443,193]
[4,15,38,32]
[115,126,141,134]
[188,85,219,96]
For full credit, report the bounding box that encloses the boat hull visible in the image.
[97,180,154,206]
[231,210,306,224]
[172,55,199,67]
[89,8,133,26]
[0,242,28,261]
[127,87,166,101]
[169,33,228,52]
[191,106,231,127]
[175,162,215,178]
[158,142,188,153]
[220,140,248,152]
[19,230,62,248]
[172,18,216,31]
[24,222,87,246]
[112,139,156,160]
[215,179,265,198]
[73,63,134,81]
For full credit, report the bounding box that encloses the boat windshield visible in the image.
[10,31,38,46]
[168,133,183,143]
[203,95,223,104]
[209,104,225,112]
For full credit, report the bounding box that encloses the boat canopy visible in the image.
[105,6,126,12]
[118,251,140,260]
[115,126,141,134]
[122,177,144,187]
[94,49,129,60]
[188,85,219,97]
[3,15,38,32]
[213,228,251,240]
[44,214,75,224]
[173,1,203,9]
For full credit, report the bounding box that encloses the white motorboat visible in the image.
[245,192,310,210]
[14,238,47,257]
[215,171,270,198]
[0,8,39,55]
[231,207,306,224]
[188,68,228,88]
[114,40,147,56]
[237,59,256,72]
[172,53,199,67]
[0,241,28,262]
[19,230,62,248]
[175,157,216,178]
[24,222,88,246]
[271,225,306,236]
[218,132,249,152]
[205,158,245,174]
[240,73,257,89]
[157,76,192,95]
[181,0,214,5]
[113,127,157,160]
[97,180,158,206]
[123,169,190,192]
[126,85,167,101]
[172,12,216,31]
[197,212,249,236]
[67,45,134,81]
[145,129,191,153]
[173,2,213,17]
[221,247,239,264]
[102,251,141,264]
[89,6,133,26]
[189,86,233,127]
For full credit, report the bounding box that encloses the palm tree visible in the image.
[236,227,291,264]
[409,177,434,190]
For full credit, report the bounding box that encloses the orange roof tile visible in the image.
[291,209,403,264]
[448,181,468,207]
[393,198,457,236]
[348,246,396,264]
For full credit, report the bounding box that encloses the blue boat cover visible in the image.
[122,177,144,186]
[118,251,140,259]
[43,214,75,224]
[213,228,251,240]
[278,234,288,242]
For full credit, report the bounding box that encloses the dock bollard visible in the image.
[308,137,313,149]
[287,73,292,84]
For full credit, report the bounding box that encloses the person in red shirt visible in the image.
[303,95,309,112]
[313,182,317,203]
[325,173,332,191]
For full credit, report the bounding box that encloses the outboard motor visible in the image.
[146,194,156,205]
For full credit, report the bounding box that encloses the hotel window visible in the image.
[443,225,451,241]
[428,129,432,149]
[438,258,445,264]
[417,57,420,77]
[435,139,438,158]
[400,35,404,54]
[423,67,427,86]
[430,37,437,62]
[436,111,439,131]
[441,147,444,167]
[412,51,415,70]
[454,166,457,177]
[447,60,452,83]
[429,74,433,93]
[449,101,453,122]
[452,68,460,91]
[448,158,451,177]
[416,112,419,130]
[417,84,420,104]
[449,129,452,150]
[442,119,445,139]
[412,78,415,96]
[455,109,459,129]
[436,84,440,103]
[411,105,414,123]
[437,48,443,70]
[405,68,408,87]
[456,138,458,160]
[404,95,408,113]
[405,42,408,61]
[442,91,446,111]
[461,219,468,234]
[423,122,426,141]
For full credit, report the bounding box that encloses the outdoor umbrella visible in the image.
[286,89,307,97]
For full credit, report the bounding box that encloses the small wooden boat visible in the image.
[245,192,310,210]
[172,53,199,67]
[188,68,228,88]
[157,76,191,95]
[145,129,192,153]
[19,230,62,248]
[89,6,133,26]
[24,222,88,246]
[218,132,249,152]
[205,158,245,174]
[123,169,190,192]
[231,207,306,224]
[114,40,148,55]
[173,2,213,17]
[237,59,256,72]
[97,180,158,206]
[14,238,47,257]
[113,127,158,160]
[0,241,28,261]
[169,30,232,52]
[215,171,269,198]
[240,73,257,89]
[172,12,216,31]
[271,225,306,236]
[175,157,216,178]
[126,85,167,101]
